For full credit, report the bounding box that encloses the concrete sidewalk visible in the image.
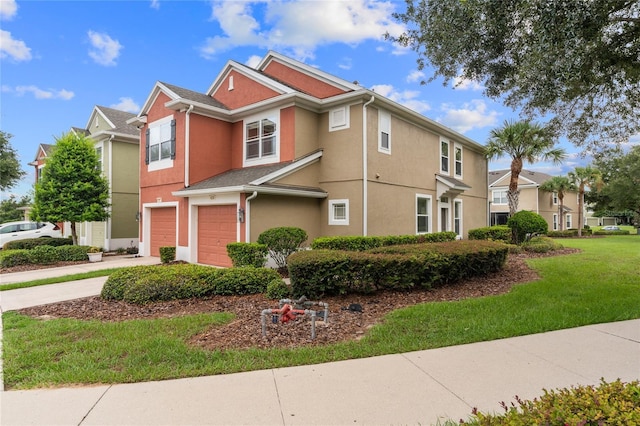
[1,258,638,425]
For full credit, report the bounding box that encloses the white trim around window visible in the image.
[147,115,174,172]
[329,106,350,132]
[378,109,391,154]
[329,199,349,225]
[440,138,450,174]
[492,189,508,205]
[552,192,558,205]
[416,194,432,234]
[243,109,280,167]
[454,143,463,178]
[566,213,572,229]
[553,213,558,231]
[454,199,463,238]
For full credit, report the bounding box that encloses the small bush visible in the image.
[159,246,176,263]
[257,227,308,269]
[311,232,457,251]
[0,249,31,267]
[507,211,548,244]
[28,245,58,265]
[465,379,640,425]
[265,279,290,300]
[521,236,563,253]
[226,242,267,267]
[468,226,512,243]
[211,267,280,295]
[56,245,90,261]
[3,237,72,250]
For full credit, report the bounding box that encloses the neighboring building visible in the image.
[128,51,489,267]
[29,143,54,183]
[489,169,581,230]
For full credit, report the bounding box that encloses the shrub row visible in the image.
[0,245,90,267]
[2,237,72,250]
[467,379,640,425]
[521,236,564,253]
[468,225,512,242]
[593,229,631,235]
[547,228,593,238]
[101,264,281,304]
[226,242,268,268]
[311,231,457,251]
[287,240,508,298]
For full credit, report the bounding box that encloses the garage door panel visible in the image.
[198,205,236,267]
[150,208,176,257]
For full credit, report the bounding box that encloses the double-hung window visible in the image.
[440,139,450,174]
[95,146,103,173]
[416,195,432,234]
[566,214,572,229]
[329,199,349,225]
[454,144,462,178]
[492,190,508,205]
[378,109,391,153]
[244,111,278,166]
[552,192,558,205]
[454,199,462,237]
[146,116,175,170]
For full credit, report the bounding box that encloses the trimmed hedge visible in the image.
[468,226,512,243]
[101,264,281,304]
[507,211,548,244]
[311,232,457,251]
[547,228,593,238]
[466,379,640,425]
[0,245,90,267]
[593,229,631,235]
[159,246,176,264]
[3,237,72,250]
[521,236,564,253]
[226,242,267,267]
[0,249,31,267]
[288,240,508,298]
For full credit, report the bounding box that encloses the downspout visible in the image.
[184,105,194,187]
[362,95,375,236]
[245,191,258,242]
[106,134,114,251]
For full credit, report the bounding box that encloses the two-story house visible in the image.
[70,105,140,250]
[489,169,581,230]
[128,51,488,267]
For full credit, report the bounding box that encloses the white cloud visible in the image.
[200,0,406,61]
[453,75,483,91]
[110,97,140,113]
[150,0,160,10]
[406,70,424,83]
[0,0,17,20]
[371,84,431,114]
[8,85,74,100]
[0,30,31,61]
[245,54,262,68]
[87,31,122,66]
[338,57,352,70]
[438,100,499,134]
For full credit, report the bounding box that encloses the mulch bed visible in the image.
[14,249,579,351]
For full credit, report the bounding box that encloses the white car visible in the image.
[0,221,62,248]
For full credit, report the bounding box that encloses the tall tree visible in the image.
[590,145,640,223]
[539,176,575,231]
[569,166,603,237]
[390,1,640,151]
[0,131,26,191]
[31,132,110,245]
[485,120,566,215]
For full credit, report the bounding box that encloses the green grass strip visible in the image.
[0,269,120,291]
[2,235,639,389]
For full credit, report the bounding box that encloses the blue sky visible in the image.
[1,0,594,200]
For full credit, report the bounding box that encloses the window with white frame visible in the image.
[566,214,572,229]
[329,199,349,225]
[378,109,391,153]
[454,144,463,178]
[95,146,103,173]
[492,190,508,205]
[454,199,462,237]
[329,106,350,131]
[441,139,450,174]
[146,116,175,169]
[552,192,558,205]
[416,195,432,234]
[244,111,278,165]
[553,213,558,231]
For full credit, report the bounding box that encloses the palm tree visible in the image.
[486,120,566,216]
[540,176,575,231]
[569,166,604,237]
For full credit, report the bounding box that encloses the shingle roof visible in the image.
[159,82,229,110]
[186,163,293,191]
[95,106,139,136]
[489,169,553,186]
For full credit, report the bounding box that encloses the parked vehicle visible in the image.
[0,221,62,248]
[601,225,621,231]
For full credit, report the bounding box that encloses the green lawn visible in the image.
[3,235,639,389]
[0,269,118,291]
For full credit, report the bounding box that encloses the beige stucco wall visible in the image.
[294,107,320,157]
[249,195,321,245]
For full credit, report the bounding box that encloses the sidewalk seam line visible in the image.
[271,369,286,425]
[77,384,112,425]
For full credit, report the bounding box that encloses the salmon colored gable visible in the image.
[263,61,348,99]
[212,70,280,110]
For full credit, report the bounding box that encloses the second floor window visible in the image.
[145,116,176,167]
[492,190,508,205]
[245,113,278,165]
[441,139,450,174]
[95,146,103,172]
[454,144,462,177]
[378,109,391,153]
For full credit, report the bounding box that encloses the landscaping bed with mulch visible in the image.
[15,249,579,351]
